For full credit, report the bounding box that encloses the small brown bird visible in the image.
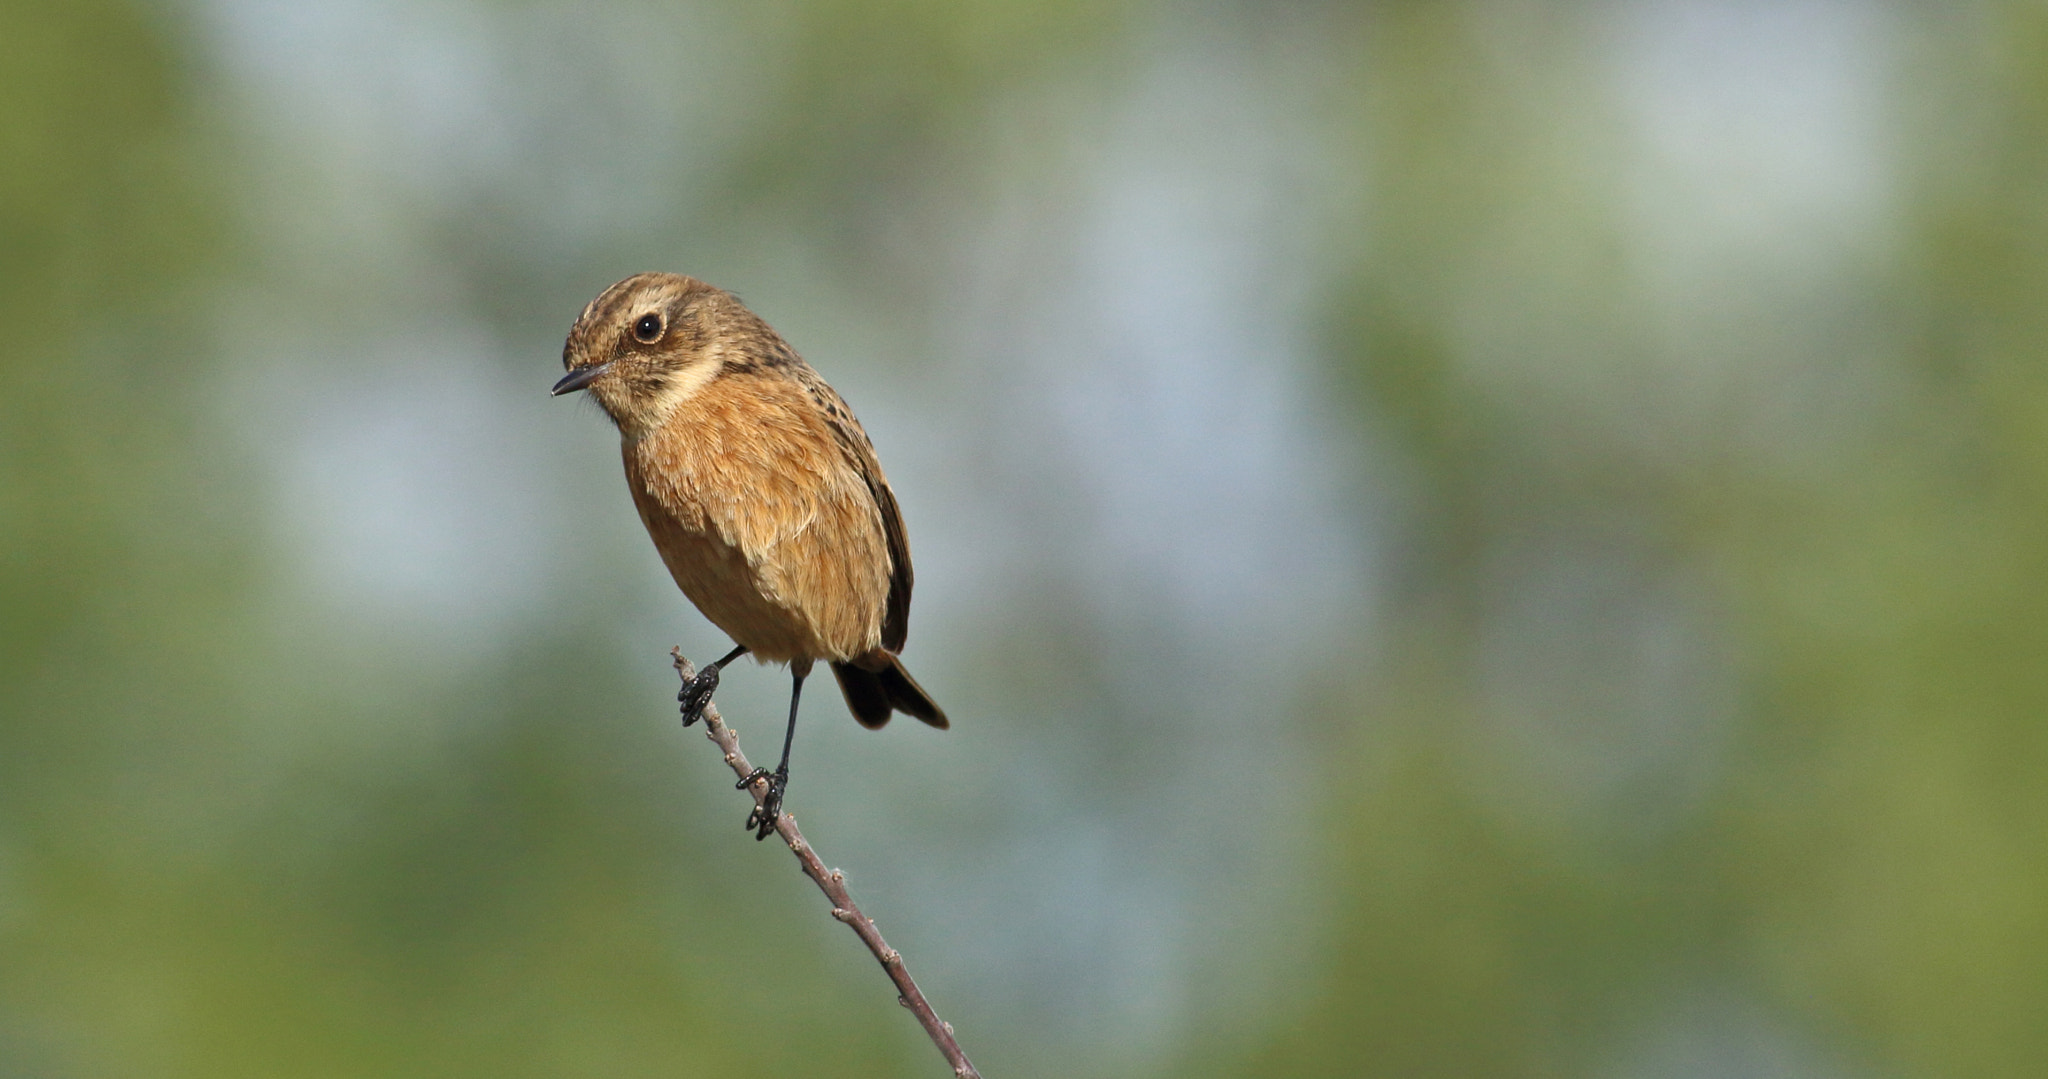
[553,273,946,838]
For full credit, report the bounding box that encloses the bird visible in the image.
[553,272,946,839]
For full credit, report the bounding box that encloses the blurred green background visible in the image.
[5,1,2046,1076]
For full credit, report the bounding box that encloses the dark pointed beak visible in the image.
[552,362,610,396]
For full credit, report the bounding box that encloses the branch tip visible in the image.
[669,652,979,1079]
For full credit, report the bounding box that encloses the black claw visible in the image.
[739,767,787,840]
[678,666,721,727]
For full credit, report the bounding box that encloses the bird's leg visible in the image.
[679,644,749,727]
[741,667,805,840]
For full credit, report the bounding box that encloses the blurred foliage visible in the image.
[1240,5,2048,1079]
[7,1,2048,1078]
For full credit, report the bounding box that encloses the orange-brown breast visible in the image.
[621,370,892,664]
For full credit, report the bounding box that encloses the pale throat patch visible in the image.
[616,353,725,440]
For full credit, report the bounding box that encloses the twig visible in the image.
[671,649,981,1079]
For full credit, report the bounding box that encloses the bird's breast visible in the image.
[619,378,890,664]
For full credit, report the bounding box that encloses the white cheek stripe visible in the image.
[650,357,724,416]
[612,355,723,441]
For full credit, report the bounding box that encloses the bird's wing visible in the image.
[794,365,913,652]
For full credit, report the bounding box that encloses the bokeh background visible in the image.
[6,1,2047,1076]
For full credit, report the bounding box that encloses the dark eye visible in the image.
[632,313,664,342]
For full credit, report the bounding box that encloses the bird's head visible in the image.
[554,272,735,438]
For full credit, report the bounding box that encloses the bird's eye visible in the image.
[632,313,664,342]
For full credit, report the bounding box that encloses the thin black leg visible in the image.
[775,670,803,777]
[742,668,805,840]
[678,643,749,727]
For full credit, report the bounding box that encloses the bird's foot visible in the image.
[738,767,787,840]
[678,665,721,727]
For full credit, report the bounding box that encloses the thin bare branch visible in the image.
[672,649,981,1079]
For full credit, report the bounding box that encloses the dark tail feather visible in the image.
[876,656,947,729]
[832,655,948,730]
[834,661,893,729]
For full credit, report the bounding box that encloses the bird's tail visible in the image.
[832,652,948,730]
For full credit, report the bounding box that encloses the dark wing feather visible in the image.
[795,366,913,652]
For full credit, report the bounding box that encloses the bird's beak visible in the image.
[552,362,610,396]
